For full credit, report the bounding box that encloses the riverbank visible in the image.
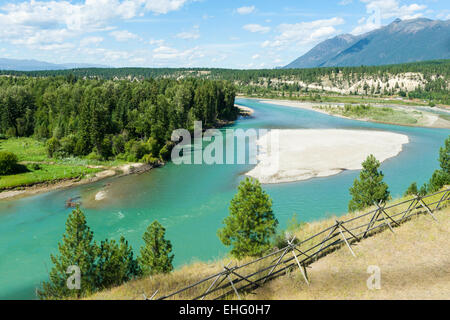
[235,104,254,116]
[0,162,152,201]
[246,129,409,184]
[254,98,450,129]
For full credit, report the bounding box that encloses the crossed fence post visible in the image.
[264,235,311,285]
[318,220,360,258]
[415,194,438,222]
[363,200,399,237]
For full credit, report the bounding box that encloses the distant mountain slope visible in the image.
[0,58,108,71]
[284,34,359,69]
[285,18,450,69]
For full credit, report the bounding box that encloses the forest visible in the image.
[0,76,237,163]
[2,59,448,105]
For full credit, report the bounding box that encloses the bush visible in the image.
[159,142,174,161]
[46,137,60,158]
[141,154,160,166]
[404,182,418,196]
[0,151,19,175]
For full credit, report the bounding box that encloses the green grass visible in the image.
[0,137,125,190]
[0,137,127,166]
[0,137,48,162]
[239,93,427,107]
[315,104,419,125]
[0,164,101,190]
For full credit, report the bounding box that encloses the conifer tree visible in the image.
[138,221,174,276]
[95,236,141,289]
[349,155,390,212]
[428,136,450,192]
[38,207,98,299]
[218,177,278,259]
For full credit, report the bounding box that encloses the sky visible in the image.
[0,0,448,69]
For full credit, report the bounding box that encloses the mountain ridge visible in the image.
[0,58,108,71]
[285,18,450,69]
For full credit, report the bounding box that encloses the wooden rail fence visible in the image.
[147,188,449,300]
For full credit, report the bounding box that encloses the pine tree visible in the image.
[218,177,278,259]
[38,207,98,299]
[349,155,390,212]
[95,236,141,289]
[404,182,418,197]
[138,221,174,276]
[428,136,450,192]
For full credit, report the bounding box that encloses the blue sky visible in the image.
[0,0,448,68]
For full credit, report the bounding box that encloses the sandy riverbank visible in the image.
[246,129,409,184]
[0,162,151,201]
[257,98,450,129]
[235,104,254,115]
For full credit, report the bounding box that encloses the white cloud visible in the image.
[263,17,345,49]
[339,0,353,5]
[243,24,271,34]
[149,39,165,46]
[80,36,104,47]
[236,6,255,15]
[0,0,191,48]
[352,0,427,34]
[176,25,200,39]
[110,30,140,41]
[144,0,189,14]
[152,45,201,61]
[252,54,260,59]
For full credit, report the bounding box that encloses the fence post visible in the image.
[417,195,438,222]
[435,190,449,211]
[336,220,357,257]
[288,237,309,285]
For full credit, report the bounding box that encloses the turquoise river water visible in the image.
[0,98,448,299]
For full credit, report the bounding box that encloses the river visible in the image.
[0,98,448,299]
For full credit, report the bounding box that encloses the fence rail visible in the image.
[151,188,449,300]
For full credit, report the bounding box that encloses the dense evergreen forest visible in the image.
[1,59,449,104]
[0,76,237,162]
[2,59,449,81]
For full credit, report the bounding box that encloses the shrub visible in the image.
[46,137,61,158]
[159,142,174,161]
[0,151,19,175]
[404,182,418,196]
[140,154,160,166]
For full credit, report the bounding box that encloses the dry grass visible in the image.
[247,207,450,300]
[88,192,449,300]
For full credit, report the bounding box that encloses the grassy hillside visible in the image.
[249,207,450,300]
[87,193,449,300]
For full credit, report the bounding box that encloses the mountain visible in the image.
[285,18,450,68]
[285,34,359,69]
[0,58,108,71]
